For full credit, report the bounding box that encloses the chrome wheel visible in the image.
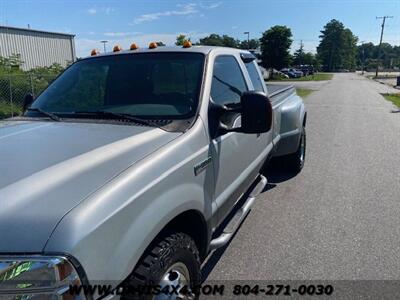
[155,262,194,300]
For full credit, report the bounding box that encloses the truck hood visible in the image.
[0,120,180,252]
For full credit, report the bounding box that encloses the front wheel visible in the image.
[121,232,201,300]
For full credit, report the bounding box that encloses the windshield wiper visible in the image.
[27,108,60,121]
[72,110,155,127]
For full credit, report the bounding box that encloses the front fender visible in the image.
[44,121,214,284]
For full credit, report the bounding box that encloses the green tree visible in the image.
[380,43,395,68]
[313,53,322,71]
[0,54,24,71]
[356,42,400,70]
[0,55,64,118]
[293,43,305,65]
[293,51,318,67]
[198,34,239,48]
[199,34,224,46]
[260,25,293,74]
[392,46,400,68]
[239,39,260,50]
[317,19,358,71]
[175,34,187,46]
[341,29,358,69]
[303,53,316,65]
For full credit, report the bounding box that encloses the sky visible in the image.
[1,0,399,57]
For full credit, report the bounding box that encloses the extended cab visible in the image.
[0,45,306,299]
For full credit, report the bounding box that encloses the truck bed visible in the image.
[266,84,293,97]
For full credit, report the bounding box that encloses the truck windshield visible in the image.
[29,52,205,119]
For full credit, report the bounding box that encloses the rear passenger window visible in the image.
[210,56,247,105]
[245,61,265,92]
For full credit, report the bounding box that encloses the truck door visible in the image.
[209,55,269,224]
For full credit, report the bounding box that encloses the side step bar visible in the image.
[209,175,267,250]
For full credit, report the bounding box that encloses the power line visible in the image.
[375,16,393,77]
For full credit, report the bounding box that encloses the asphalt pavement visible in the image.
[268,78,331,91]
[204,73,400,283]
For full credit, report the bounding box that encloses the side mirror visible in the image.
[209,91,273,137]
[239,91,273,133]
[23,93,35,113]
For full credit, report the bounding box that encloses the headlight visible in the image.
[0,256,86,299]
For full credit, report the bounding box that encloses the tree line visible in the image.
[177,19,399,72]
[175,33,260,50]
[0,54,64,118]
[357,42,400,70]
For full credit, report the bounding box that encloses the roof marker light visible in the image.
[149,42,158,49]
[130,43,139,50]
[113,45,122,52]
[182,40,192,48]
[90,49,100,56]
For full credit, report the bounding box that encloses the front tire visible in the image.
[121,232,201,300]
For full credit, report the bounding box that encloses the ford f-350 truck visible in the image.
[0,44,306,299]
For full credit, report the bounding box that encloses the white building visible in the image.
[0,25,75,70]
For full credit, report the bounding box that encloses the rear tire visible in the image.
[286,126,306,173]
[121,232,201,300]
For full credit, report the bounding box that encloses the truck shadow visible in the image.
[261,163,298,192]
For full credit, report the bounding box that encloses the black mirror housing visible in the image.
[240,91,273,133]
[23,93,35,113]
[209,91,272,137]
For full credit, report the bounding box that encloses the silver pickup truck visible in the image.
[0,45,306,299]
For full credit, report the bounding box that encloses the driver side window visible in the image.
[210,56,248,105]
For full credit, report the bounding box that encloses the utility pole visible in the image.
[243,32,250,50]
[375,16,393,77]
[100,40,108,53]
[299,40,304,65]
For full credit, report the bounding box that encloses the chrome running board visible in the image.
[209,175,267,250]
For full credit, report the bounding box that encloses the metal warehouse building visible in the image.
[0,25,76,70]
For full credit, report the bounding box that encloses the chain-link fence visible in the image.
[0,73,58,119]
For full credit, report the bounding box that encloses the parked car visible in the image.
[281,68,303,78]
[272,68,289,79]
[290,68,304,77]
[0,45,306,299]
[297,65,315,76]
[281,68,290,75]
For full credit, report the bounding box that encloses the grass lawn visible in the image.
[0,102,21,119]
[296,88,315,98]
[269,73,333,82]
[381,93,400,108]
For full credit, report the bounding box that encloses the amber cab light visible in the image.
[149,42,158,49]
[182,40,192,48]
[113,45,122,52]
[90,49,100,56]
